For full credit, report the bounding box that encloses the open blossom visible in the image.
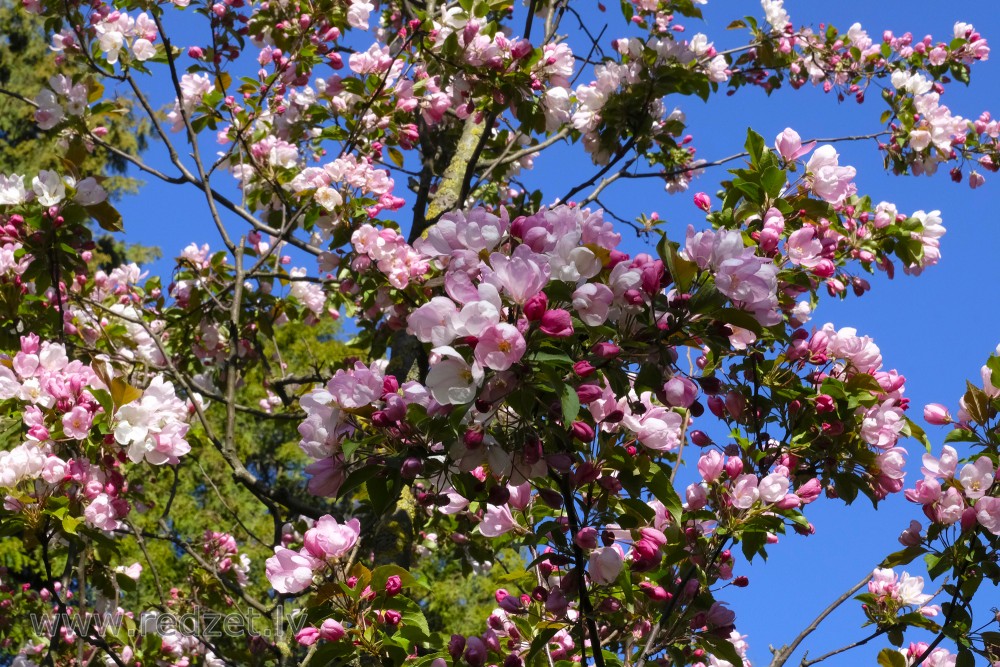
[683,226,780,325]
[265,547,322,594]
[758,472,790,503]
[589,546,624,585]
[868,568,932,608]
[474,324,526,371]
[426,346,483,405]
[84,493,120,531]
[974,497,1000,534]
[408,297,460,347]
[0,174,27,205]
[806,145,857,204]
[113,376,191,465]
[957,457,994,500]
[859,400,905,450]
[621,402,683,452]
[486,246,550,304]
[303,516,361,560]
[823,324,883,373]
[785,226,823,267]
[730,474,759,509]
[479,504,517,537]
[31,170,66,206]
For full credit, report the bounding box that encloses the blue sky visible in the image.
[107,0,1000,663]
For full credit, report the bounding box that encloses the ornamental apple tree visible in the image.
[0,0,998,666]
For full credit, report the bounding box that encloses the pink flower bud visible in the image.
[693,192,711,211]
[523,292,548,321]
[295,627,320,646]
[570,421,594,442]
[385,575,402,596]
[319,619,345,641]
[576,384,603,403]
[724,457,743,478]
[539,309,574,337]
[689,430,712,447]
[575,527,598,549]
[592,342,621,358]
[923,403,951,425]
[795,478,822,504]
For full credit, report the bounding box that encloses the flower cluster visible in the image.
[265,515,360,593]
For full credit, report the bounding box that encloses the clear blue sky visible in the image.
[110,1,1000,663]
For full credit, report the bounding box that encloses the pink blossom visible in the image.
[774,127,816,161]
[958,457,994,500]
[904,478,942,505]
[685,483,708,510]
[759,472,790,503]
[621,404,683,452]
[785,226,823,268]
[589,546,624,585]
[407,297,459,347]
[806,145,857,204]
[921,445,958,479]
[84,493,120,531]
[319,619,346,641]
[426,346,483,405]
[730,474,759,509]
[934,487,965,525]
[663,376,698,408]
[974,497,1000,534]
[61,406,92,440]
[306,456,347,497]
[898,520,924,547]
[860,400,905,449]
[572,283,614,326]
[480,504,517,537]
[303,516,361,560]
[474,324,526,371]
[265,547,321,594]
[487,246,550,303]
[697,450,724,482]
[296,627,320,646]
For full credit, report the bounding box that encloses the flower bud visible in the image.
[923,403,951,425]
[523,292,548,321]
[319,619,345,641]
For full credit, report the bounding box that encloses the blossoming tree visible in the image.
[0,0,998,666]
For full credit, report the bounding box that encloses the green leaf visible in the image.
[744,128,766,166]
[388,147,404,168]
[712,308,763,335]
[963,381,992,424]
[86,201,124,232]
[525,626,561,666]
[559,382,580,423]
[366,472,401,514]
[647,469,683,523]
[943,428,978,444]
[955,649,975,667]
[62,515,82,535]
[701,632,744,666]
[880,546,926,568]
[845,372,884,395]
[901,416,931,451]
[657,235,698,293]
[760,166,787,198]
[877,648,907,667]
[531,350,573,366]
